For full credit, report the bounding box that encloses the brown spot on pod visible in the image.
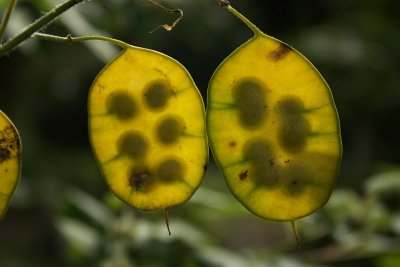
[268,43,292,62]
[0,147,10,163]
[128,166,152,191]
[239,170,248,180]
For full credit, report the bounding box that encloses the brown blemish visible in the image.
[268,159,275,166]
[129,171,151,191]
[229,141,237,147]
[239,170,248,180]
[268,43,292,62]
[0,147,10,162]
[0,126,20,162]
[284,159,291,164]
[219,0,230,7]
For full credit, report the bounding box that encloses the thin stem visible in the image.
[164,208,171,236]
[221,1,263,36]
[0,0,86,57]
[291,220,301,248]
[0,0,18,43]
[33,32,130,49]
[142,0,183,32]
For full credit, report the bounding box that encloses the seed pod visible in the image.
[207,5,342,223]
[88,47,208,214]
[0,111,21,220]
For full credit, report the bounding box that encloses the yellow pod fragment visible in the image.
[207,6,342,221]
[0,111,21,220]
[89,46,208,211]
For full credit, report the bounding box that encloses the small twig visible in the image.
[0,0,18,43]
[0,0,86,57]
[142,0,183,33]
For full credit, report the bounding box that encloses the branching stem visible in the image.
[0,0,86,57]
[0,0,18,43]
[0,0,184,57]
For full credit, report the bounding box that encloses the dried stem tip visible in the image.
[219,0,231,8]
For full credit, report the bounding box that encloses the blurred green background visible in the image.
[1,0,400,266]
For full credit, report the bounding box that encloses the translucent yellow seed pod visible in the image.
[88,46,208,217]
[0,111,21,220]
[207,4,342,225]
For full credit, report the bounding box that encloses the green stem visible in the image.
[0,0,86,57]
[33,32,130,49]
[0,0,18,43]
[291,220,301,248]
[224,4,263,36]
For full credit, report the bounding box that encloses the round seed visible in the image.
[106,90,137,120]
[243,138,279,187]
[143,79,172,111]
[233,77,268,129]
[278,117,311,153]
[277,95,305,117]
[157,158,185,183]
[118,131,149,159]
[156,116,185,145]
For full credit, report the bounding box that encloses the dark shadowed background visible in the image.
[0,0,399,266]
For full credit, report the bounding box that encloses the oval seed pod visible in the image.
[88,46,208,217]
[0,111,21,220]
[207,4,342,223]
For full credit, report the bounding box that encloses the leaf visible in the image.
[88,46,208,212]
[365,171,400,196]
[206,5,342,221]
[0,110,21,220]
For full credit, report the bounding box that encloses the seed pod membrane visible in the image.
[207,6,342,221]
[89,47,208,211]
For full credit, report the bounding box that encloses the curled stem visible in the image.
[0,0,18,43]
[143,0,183,32]
[0,0,86,57]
